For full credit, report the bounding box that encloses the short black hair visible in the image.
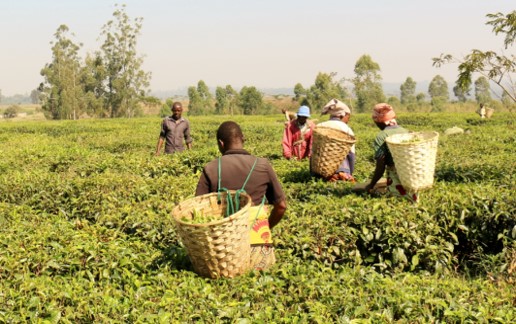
[217,121,243,145]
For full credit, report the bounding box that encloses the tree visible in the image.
[3,104,20,119]
[197,80,214,114]
[293,83,307,104]
[225,85,239,115]
[433,11,516,104]
[187,86,203,115]
[239,86,263,115]
[400,77,417,105]
[215,85,239,115]
[428,75,449,112]
[99,4,150,118]
[80,53,107,117]
[453,84,469,102]
[352,55,385,113]
[302,72,349,113]
[30,89,41,104]
[39,24,85,120]
[474,76,492,105]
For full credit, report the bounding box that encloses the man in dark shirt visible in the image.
[155,102,193,155]
[195,121,287,270]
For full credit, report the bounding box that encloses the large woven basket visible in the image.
[386,131,439,192]
[485,108,494,118]
[310,126,356,178]
[172,191,252,279]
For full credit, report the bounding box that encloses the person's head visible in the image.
[296,105,311,125]
[171,102,183,120]
[216,121,244,153]
[322,98,351,122]
[372,103,396,129]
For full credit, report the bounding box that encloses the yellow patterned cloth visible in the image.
[248,205,276,270]
[248,205,272,245]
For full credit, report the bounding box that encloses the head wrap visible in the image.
[372,103,396,123]
[322,98,351,117]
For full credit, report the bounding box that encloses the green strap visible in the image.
[217,157,260,217]
[250,195,267,228]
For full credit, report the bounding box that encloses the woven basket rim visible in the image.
[172,191,251,228]
[314,126,357,144]
[385,131,439,146]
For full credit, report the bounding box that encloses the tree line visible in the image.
[33,8,514,120]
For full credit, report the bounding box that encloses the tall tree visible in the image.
[428,75,449,112]
[474,76,492,105]
[215,86,227,115]
[293,83,307,104]
[352,55,385,113]
[30,89,40,104]
[303,72,349,113]
[433,10,516,104]
[400,77,417,105]
[187,86,203,115]
[80,53,107,117]
[39,24,85,120]
[453,84,469,102]
[239,86,263,115]
[99,4,150,118]
[225,85,239,115]
[197,80,214,114]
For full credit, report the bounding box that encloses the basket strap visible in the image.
[250,195,267,228]
[217,157,259,217]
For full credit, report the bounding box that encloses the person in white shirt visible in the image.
[317,98,356,182]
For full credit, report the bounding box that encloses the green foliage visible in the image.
[400,77,417,105]
[3,104,20,118]
[0,113,514,321]
[39,24,85,120]
[99,4,150,118]
[297,72,349,112]
[474,76,492,105]
[239,86,264,115]
[353,55,386,112]
[433,10,516,104]
[215,85,239,115]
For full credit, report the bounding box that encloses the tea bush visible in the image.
[0,112,514,322]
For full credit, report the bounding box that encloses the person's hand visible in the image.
[364,183,374,194]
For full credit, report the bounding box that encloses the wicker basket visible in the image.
[385,131,439,192]
[310,126,356,178]
[485,108,494,119]
[172,191,252,279]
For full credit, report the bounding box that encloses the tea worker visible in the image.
[196,121,287,270]
[282,105,315,160]
[316,98,356,182]
[478,103,486,119]
[364,103,418,202]
[155,102,193,155]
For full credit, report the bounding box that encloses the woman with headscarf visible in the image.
[364,103,418,202]
[282,105,315,160]
[317,98,356,182]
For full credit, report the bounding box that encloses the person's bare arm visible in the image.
[155,137,165,156]
[269,199,287,230]
[365,155,386,193]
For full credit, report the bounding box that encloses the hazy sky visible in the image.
[1,0,513,96]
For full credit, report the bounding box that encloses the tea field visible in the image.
[0,113,514,322]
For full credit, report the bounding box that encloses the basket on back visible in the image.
[485,108,494,118]
[385,131,439,192]
[172,191,252,279]
[310,126,356,178]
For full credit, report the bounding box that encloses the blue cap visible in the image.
[297,105,311,118]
